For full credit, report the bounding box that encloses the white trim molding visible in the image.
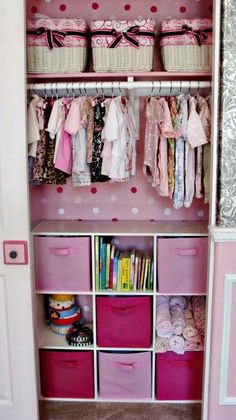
[219,274,236,404]
[209,226,236,242]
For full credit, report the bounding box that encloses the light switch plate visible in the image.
[3,241,28,265]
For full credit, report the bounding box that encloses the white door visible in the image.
[0,0,38,419]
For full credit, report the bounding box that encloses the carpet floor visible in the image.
[39,402,201,420]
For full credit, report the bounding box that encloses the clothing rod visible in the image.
[27,80,211,92]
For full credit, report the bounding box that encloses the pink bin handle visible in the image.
[114,362,135,371]
[111,306,136,315]
[50,247,80,255]
[54,360,78,368]
[162,359,195,368]
[175,248,199,256]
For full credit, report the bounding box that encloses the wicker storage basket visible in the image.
[27,18,87,73]
[90,18,155,72]
[160,18,212,72]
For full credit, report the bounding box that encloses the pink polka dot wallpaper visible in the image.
[27,0,212,22]
[27,0,211,223]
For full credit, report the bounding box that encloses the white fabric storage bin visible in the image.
[160,18,212,72]
[26,18,87,73]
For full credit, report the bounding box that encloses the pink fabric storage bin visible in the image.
[96,296,152,348]
[34,236,91,292]
[39,350,94,398]
[155,351,203,400]
[98,351,152,399]
[157,237,208,294]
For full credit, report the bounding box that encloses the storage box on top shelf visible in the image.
[39,349,94,398]
[157,237,208,294]
[155,351,204,400]
[90,18,156,72]
[96,296,152,348]
[98,351,152,399]
[26,18,88,73]
[159,18,212,72]
[34,236,91,292]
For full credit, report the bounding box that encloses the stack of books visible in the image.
[94,236,154,291]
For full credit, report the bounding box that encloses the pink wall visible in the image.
[27,0,211,224]
[27,0,212,20]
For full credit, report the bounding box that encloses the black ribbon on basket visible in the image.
[91,26,155,48]
[160,25,212,46]
[27,26,87,50]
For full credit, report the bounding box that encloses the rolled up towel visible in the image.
[155,336,170,353]
[169,296,188,310]
[170,304,185,335]
[168,334,185,355]
[191,296,205,307]
[191,296,206,335]
[156,295,173,338]
[183,301,199,341]
[185,335,204,351]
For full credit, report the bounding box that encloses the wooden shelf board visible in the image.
[27,71,212,82]
[32,219,209,236]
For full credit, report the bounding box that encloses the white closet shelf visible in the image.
[31,220,209,236]
[27,71,211,81]
[35,289,94,295]
[38,324,94,350]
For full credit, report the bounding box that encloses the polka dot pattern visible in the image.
[57,187,63,193]
[59,4,66,11]
[92,207,100,214]
[91,187,97,194]
[150,5,158,13]
[124,4,131,11]
[28,0,212,21]
[92,2,99,9]
[131,187,137,193]
[58,208,65,215]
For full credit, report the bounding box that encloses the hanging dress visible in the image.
[143,96,160,187]
[196,93,212,203]
[32,96,48,183]
[43,98,68,185]
[90,97,110,183]
[173,94,188,209]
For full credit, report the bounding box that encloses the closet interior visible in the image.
[27,0,214,403]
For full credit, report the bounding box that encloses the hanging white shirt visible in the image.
[103,96,137,182]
